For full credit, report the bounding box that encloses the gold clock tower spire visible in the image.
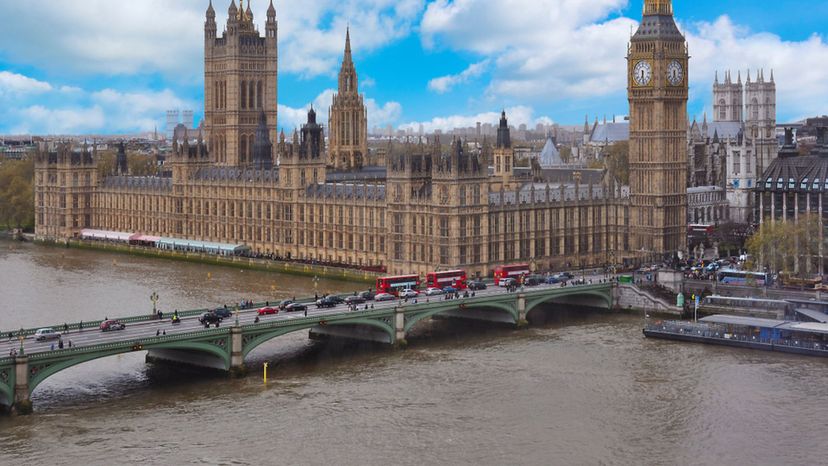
[644,0,673,16]
[627,0,688,260]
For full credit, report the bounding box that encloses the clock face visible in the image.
[633,60,652,86]
[667,60,684,86]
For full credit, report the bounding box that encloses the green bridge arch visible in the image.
[524,288,613,315]
[27,340,232,394]
[403,300,519,333]
[242,317,396,357]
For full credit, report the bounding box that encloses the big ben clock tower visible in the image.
[628,0,688,260]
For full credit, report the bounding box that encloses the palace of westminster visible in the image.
[34,0,692,277]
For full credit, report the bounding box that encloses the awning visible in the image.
[131,235,161,243]
[793,308,828,323]
[80,229,135,242]
[699,314,788,328]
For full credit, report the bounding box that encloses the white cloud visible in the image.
[11,105,106,135]
[419,1,828,121]
[685,16,828,121]
[0,1,424,80]
[279,89,402,132]
[420,0,634,102]
[428,59,490,94]
[0,71,53,96]
[1,73,193,135]
[399,105,552,133]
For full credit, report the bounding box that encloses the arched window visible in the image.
[240,135,247,163]
[718,99,726,120]
[241,81,247,109]
[257,81,263,109]
[751,98,759,121]
[249,81,255,112]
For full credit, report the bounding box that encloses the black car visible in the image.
[324,295,345,305]
[560,272,575,280]
[214,307,233,319]
[468,280,487,291]
[359,291,376,301]
[199,312,221,325]
[316,297,337,308]
[278,299,295,310]
[524,275,544,287]
[345,296,366,305]
[285,303,307,313]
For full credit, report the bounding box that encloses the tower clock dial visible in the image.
[633,60,652,86]
[667,60,684,86]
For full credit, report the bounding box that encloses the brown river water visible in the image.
[0,240,827,465]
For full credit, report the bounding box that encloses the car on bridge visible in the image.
[468,280,487,291]
[345,296,366,305]
[498,278,516,287]
[359,291,376,301]
[214,307,233,319]
[34,328,61,341]
[285,303,307,313]
[323,295,346,305]
[424,287,444,296]
[199,312,222,325]
[257,307,279,316]
[316,297,338,308]
[375,293,395,302]
[442,286,458,294]
[400,289,419,299]
[546,276,560,284]
[278,299,295,310]
[525,275,544,287]
[99,320,126,332]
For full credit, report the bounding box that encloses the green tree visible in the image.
[128,153,157,176]
[0,159,35,231]
[746,214,822,278]
[560,146,572,164]
[604,141,629,185]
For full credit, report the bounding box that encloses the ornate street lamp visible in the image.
[150,291,159,316]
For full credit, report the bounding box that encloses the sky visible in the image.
[0,0,827,136]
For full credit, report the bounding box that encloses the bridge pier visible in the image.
[516,293,528,328]
[229,326,246,378]
[13,356,32,415]
[394,306,407,348]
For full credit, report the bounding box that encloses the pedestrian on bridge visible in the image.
[156,329,160,336]
[64,323,69,333]
[58,339,64,349]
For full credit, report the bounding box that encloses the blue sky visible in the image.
[0,0,826,135]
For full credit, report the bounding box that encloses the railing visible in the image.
[25,327,231,362]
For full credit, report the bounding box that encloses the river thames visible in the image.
[0,241,827,465]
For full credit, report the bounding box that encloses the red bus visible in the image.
[425,269,468,290]
[376,275,421,295]
[493,264,530,282]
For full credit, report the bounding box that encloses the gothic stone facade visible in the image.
[36,1,716,275]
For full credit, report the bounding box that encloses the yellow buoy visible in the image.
[263,362,268,383]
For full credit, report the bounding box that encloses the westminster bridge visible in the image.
[0,280,615,413]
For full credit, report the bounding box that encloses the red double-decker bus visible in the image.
[376,275,421,295]
[425,269,468,290]
[493,263,530,282]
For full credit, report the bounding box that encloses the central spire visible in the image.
[344,26,352,63]
[643,0,672,16]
